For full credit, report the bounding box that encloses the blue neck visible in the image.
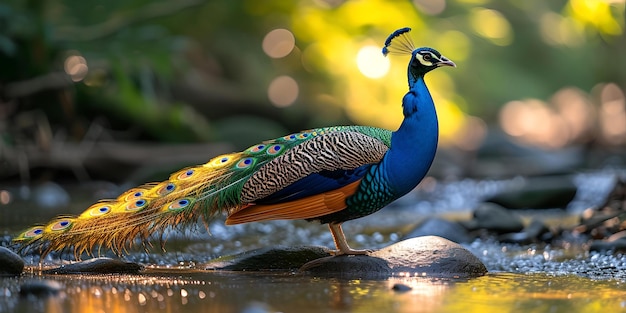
[381,74,439,196]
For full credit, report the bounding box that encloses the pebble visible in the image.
[485,175,577,210]
[0,247,24,276]
[203,246,332,271]
[461,203,524,234]
[42,257,143,274]
[499,219,551,244]
[19,280,63,297]
[391,283,413,292]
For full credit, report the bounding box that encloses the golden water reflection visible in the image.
[7,270,626,313]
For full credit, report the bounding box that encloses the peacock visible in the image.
[14,27,455,259]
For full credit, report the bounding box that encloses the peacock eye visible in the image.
[422,53,432,61]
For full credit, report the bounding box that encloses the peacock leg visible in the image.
[328,223,370,255]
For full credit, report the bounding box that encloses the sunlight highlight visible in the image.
[356,45,390,79]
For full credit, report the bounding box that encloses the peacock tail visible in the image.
[14,126,392,259]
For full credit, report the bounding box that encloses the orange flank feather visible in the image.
[225,180,361,225]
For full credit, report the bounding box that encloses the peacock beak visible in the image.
[437,56,456,67]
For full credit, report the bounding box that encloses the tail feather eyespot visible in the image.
[165,198,193,212]
[125,199,148,212]
[155,182,176,196]
[79,204,113,218]
[119,188,149,201]
[204,153,241,167]
[235,157,256,169]
[176,169,196,180]
[247,144,267,153]
[16,226,44,241]
[282,134,298,141]
[267,144,284,155]
[47,219,73,232]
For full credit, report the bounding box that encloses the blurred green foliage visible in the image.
[0,0,624,148]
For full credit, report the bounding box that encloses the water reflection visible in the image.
[4,270,626,313]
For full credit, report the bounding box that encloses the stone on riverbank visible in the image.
[461,203,524,234]
[300,236,487,279]
[19,280,63,297]
[203,245,332,271]
[43,257,143,274]
[0,247,25,276]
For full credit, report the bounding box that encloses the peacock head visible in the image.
[382,27,455,79]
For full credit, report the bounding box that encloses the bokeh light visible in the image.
[268,75,299,107]
[539,12,585,47]
[499,84,626,149]
[453,116,487,151]
[568,0,624,36]
[412,0,446,15]
[499,99,570,149]
[356,45,390,79]
[262,28,296,58]
[469,8,513,46]
[64,52,88,82]
[0,190,10,205]
[599,83,626,145]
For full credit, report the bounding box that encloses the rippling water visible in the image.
[1,170,625,312]
[3,270,626,313]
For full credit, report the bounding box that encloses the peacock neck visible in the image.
[381,74,439,196]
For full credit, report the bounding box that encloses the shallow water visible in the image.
[2,270,626,313]
[1,171,625,312]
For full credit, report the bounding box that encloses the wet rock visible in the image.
[472,131,582,177]
[461,203,524,234]
[499,219,551,244]
[485,175,577,210]
[0,234,12,246]
[42,257,143,274]
[300,236,487,279]
[574,178,626,239]
[391,283,412,292]
[19,280,63,297]
[589,238,626,253]
[0,247,25,275]
[403,218,472,243]
[203,246,332,271]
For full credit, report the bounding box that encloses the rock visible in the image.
[0,247,25,275]
[461,203,524,234]
[19,280,63,297]
[42,257,143,274]
[485,175,577,210]
[391,283,412,292]
[472,130,582,177]
[499,219,551,244]
[203,246,332,271]
[403,218,472,243]
[300,236,487,279]
[589,238,626,253]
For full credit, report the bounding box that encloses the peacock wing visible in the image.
[226,130,390,224]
